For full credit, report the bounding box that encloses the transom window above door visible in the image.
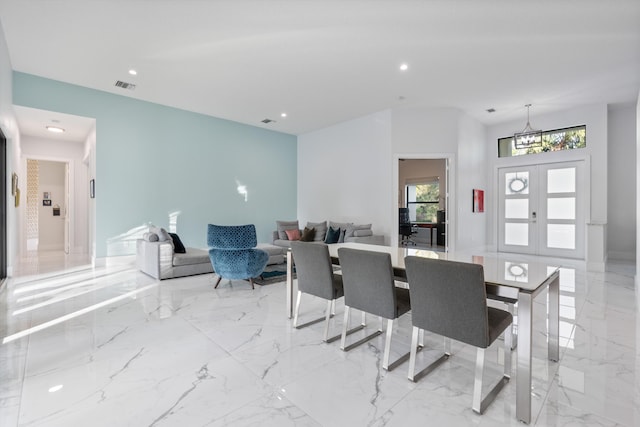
[498,125,586,158]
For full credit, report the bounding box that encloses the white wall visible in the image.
[37,160,65,251]
[20,135,89,254]
[608,104,637,261]
[84,126,96,261]
[486,104,608,258]
[391,107,460,249]
[298,106,487,251]
[391,107,487,251]
[457,114,488,250]
[298,110,393,242]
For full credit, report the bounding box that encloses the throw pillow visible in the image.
[345,223,371,239]
[168,232,187,253]
[276,220,299,240]
[329,221,352,242]
[151,226,172,242]
[306,221,327,242]
[300,227,316,242]
[353,229,373,237]
[143,232,159,242]
[324,226,341,244]
[285,228,301,241]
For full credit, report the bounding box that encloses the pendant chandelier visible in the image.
[514,104,542,149]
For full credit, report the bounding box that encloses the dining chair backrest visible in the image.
[290,241,338,301]
[404,256,490,348]
[338,247,399,319]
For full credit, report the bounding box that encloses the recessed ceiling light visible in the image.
[281,113,287,118]
[46,126,65,133]
[399,63,409,71]
[128,69,137,75]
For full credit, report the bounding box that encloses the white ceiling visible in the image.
[14,105,95,143]
[1,0,639,137]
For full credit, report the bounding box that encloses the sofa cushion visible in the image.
[300,227,316,242]
[324,226,341,244]
[353,229,373,237]
[169,232,187,253]
[306,221,327,242]
[172,248,211,266]
[143,232,159,242]
[277,220,299,240]
[345,223,372,239]
[285,228,301,241]
[273,239,292,248]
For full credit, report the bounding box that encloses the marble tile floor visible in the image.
[0,253,638,426]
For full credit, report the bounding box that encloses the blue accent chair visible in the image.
[207,224,269,289]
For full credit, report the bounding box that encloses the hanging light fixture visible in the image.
[513,104,542,149]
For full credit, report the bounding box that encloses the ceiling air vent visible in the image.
[115,80,136,91]
[261,118,276,124]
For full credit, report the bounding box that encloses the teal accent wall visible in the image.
[13,72,297,257]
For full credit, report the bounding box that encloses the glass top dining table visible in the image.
[285,242,560,424]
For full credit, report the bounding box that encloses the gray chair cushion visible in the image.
[404,256,512,349]
[338,247,408,320]
[291,241,343,301]
[487,307,513,344]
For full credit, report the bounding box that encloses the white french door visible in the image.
[498,161,585,259]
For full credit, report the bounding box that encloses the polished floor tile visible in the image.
[0,252,638,426]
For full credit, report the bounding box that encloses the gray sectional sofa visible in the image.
[136,239,213,280]
[136,226,214,280]
[272,220,385,248]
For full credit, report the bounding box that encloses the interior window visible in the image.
[406,180,439,222]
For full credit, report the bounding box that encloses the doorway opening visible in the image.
[12,106,95,277]
[25,159,69,253]
[397,157,450,251]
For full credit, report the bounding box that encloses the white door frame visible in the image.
[393,153,455,251]
[21,155,77,256]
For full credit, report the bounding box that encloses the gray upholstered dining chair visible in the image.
[290,241,349,343]
[404,256,513,414]
[337,247,413,371]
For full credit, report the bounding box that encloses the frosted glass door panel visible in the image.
[505,223,529,246]
[547,168,575,193]
[505,199,529,219]
[547,198,575,220]
[505,172,529,195]
[547,224,576,249]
